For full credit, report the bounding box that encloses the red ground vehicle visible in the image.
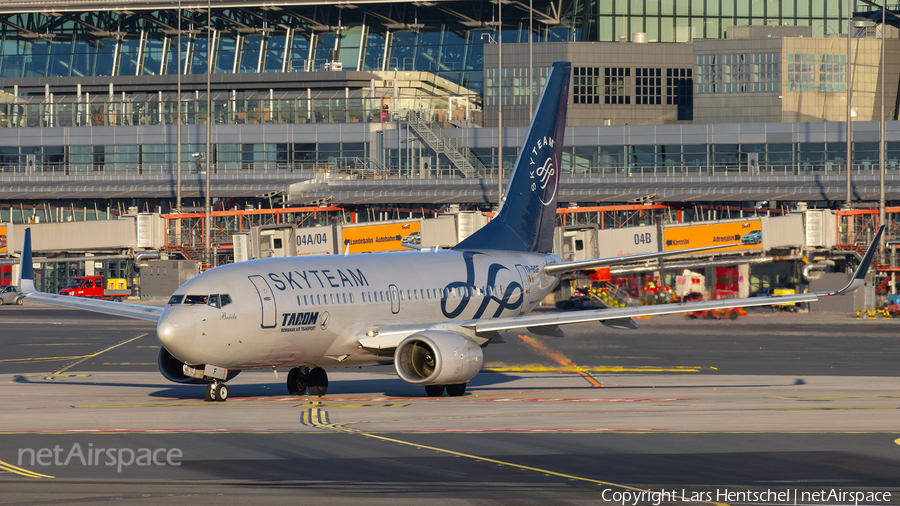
[58,276,130,302]
[684,290,747,320]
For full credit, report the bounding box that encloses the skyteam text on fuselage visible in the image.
[17,62,882,402]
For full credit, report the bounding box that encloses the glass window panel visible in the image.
[782,0,795,17]
[164,37,188,75]
[190,37,210,74]
[93,39,117,76]
[263,35,287,73]
[119,39,141,76]
[599,16,615,42]
[599,0,614,14]
[142,38,165,76]
[216,36,236,73]
[313,33,339,64]
[239,36,263,73]
[362,31,386,70]
[287,33,311,71]
[23,41,50,77]
[47,41,72,77]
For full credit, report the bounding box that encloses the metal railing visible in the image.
[3,161,899,179]
[406,114,486,177]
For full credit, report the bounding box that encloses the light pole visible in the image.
[497,0,503,202]
[529,0,533,117]
[879,0,887,261]
[204,0,212,265]
[846,0,852,208]
[176,0,182,213]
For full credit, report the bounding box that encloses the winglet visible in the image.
[18,228,36,294]
[819,225,884,296]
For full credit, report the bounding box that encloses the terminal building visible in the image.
[0,0,896,307]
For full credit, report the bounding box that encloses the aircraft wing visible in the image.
[16,228,163,323]
[22,292,163,322]
[468,225,884,334]
[543,243,750,275]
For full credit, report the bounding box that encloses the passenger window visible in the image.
[167,295,184,305]
[208,294,220,308]
[349,293,353,303]
[330,294,335,304]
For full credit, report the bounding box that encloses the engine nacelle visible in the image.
[394,331,483,386]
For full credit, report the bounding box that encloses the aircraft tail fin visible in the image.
[18,228,35,294]
[453,61,571,253]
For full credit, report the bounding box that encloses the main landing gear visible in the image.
[287,366,329,397]
[204,381,228,402]
[424,383,466,397]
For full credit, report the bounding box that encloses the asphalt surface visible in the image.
[1,305,899,505]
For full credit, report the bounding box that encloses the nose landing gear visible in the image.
[204,381,228,402]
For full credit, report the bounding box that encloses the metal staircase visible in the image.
[405,115,487,178]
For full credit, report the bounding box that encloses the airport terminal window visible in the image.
[787,54,816,92]
[635,68,662,105]
[573,67,601,104]
[604,67,630,104]
[818,54,846,92]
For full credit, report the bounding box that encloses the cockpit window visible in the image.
[208,294,220,308]
[184,295,208,305]
[167,295,184,305]
[220,294,232,307]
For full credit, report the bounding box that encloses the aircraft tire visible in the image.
[204,383,216,402]
[446,383,466,397]
[215,383,228,402]
[287,368,307,395]
[307,367,328,397]
[424,385,445,397]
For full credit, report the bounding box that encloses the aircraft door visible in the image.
[248,275,277,328]
[388,284,400,314]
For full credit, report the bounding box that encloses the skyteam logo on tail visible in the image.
[529,136,557,206]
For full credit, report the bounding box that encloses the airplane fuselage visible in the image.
[157,249,561,371]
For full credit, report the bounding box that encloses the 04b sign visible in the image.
[663,220,762,252]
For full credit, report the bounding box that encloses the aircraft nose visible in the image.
[156,308,196,359]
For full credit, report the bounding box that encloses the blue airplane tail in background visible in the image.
[453,61,571,254]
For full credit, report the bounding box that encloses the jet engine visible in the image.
[394,331,483,385]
